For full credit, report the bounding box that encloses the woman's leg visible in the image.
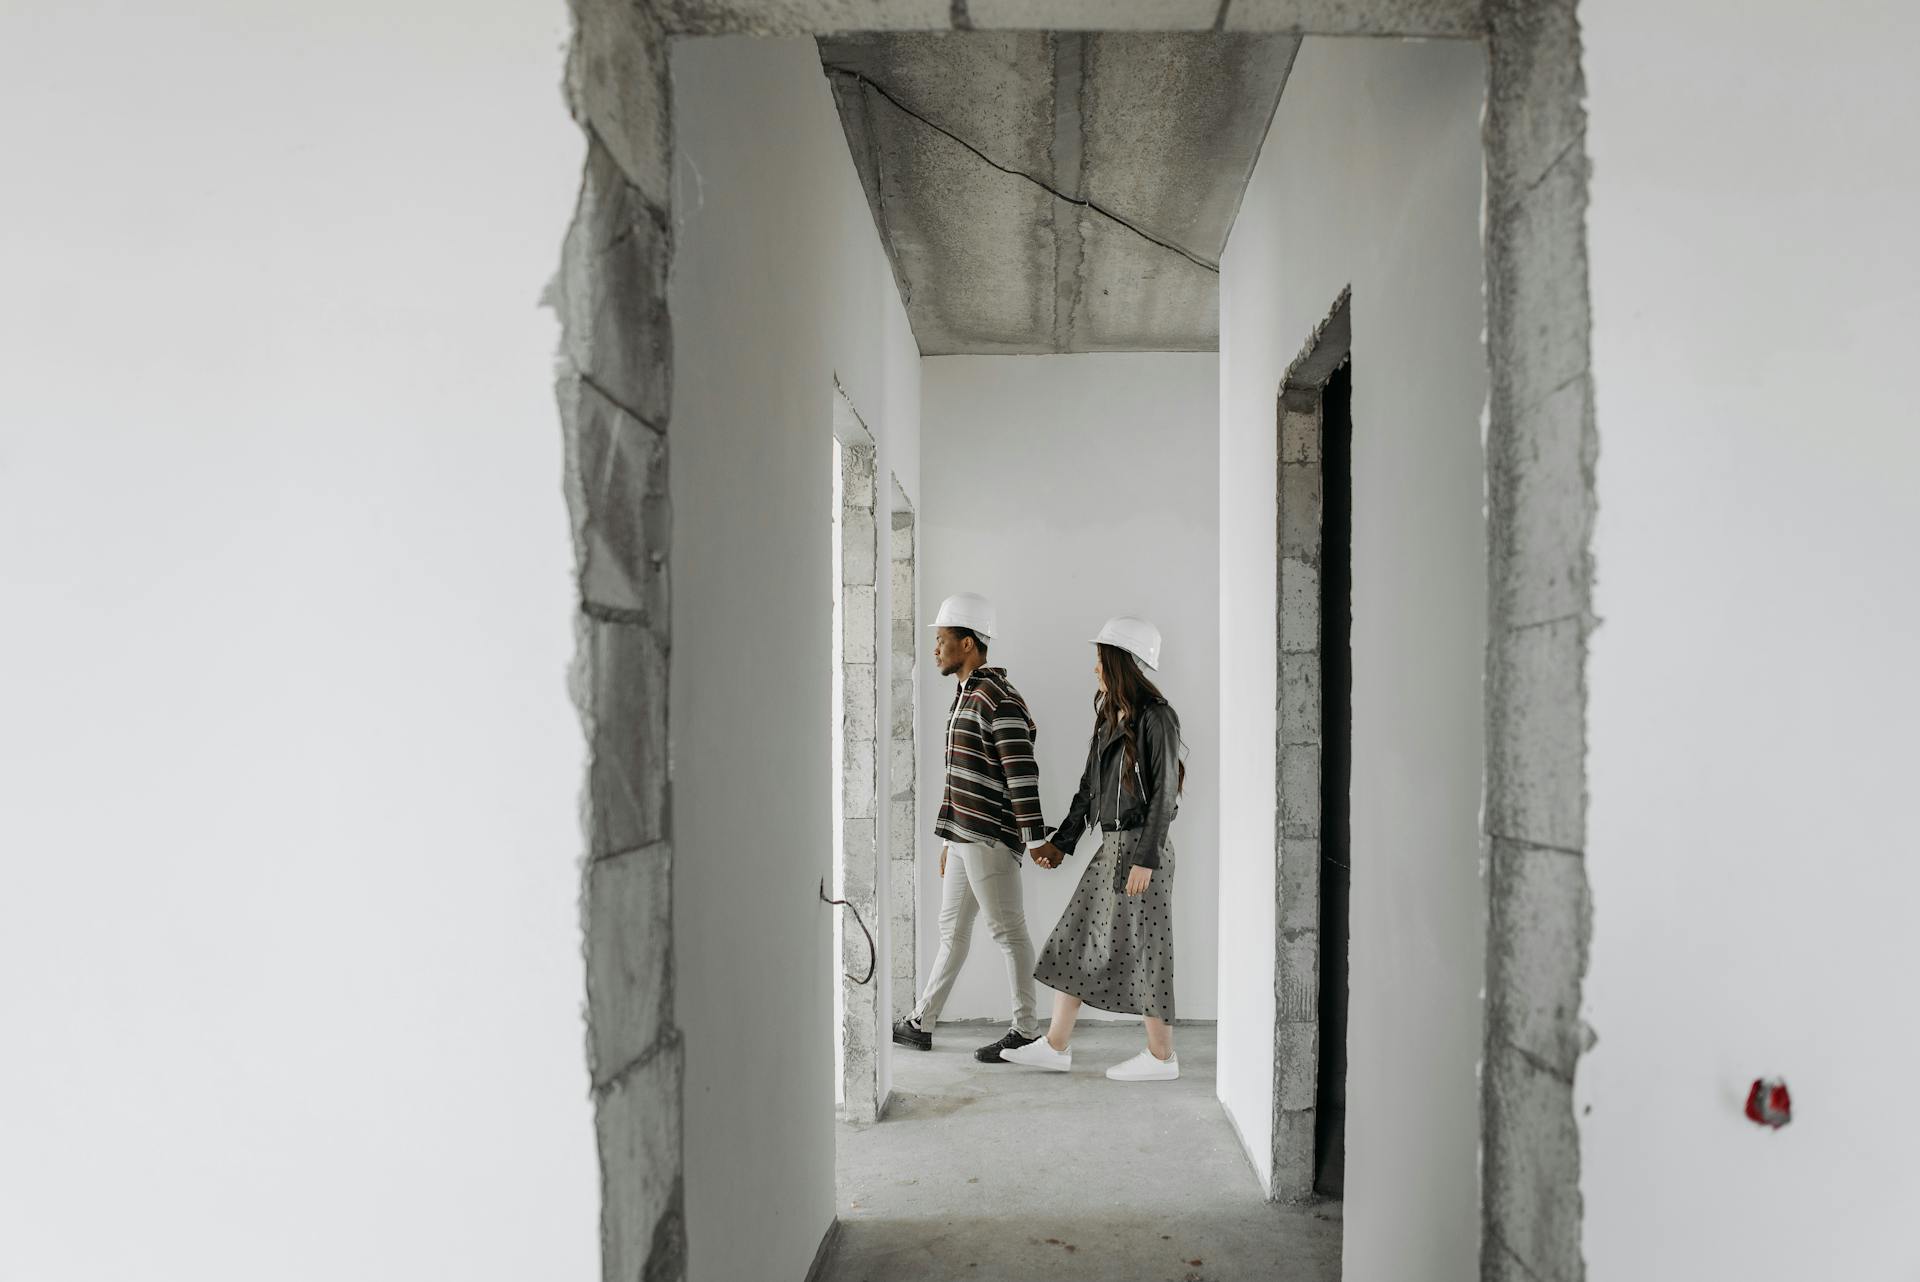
[1144,1016,1175,1061]
[1044,991,1083,1052]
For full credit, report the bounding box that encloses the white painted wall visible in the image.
[1216,37,1488,1279]
[0,3,596,1279]
[1581,6,1920,1278]
[669,37,921,1282]
[918,355,1220,1024]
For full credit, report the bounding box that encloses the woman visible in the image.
[1003,615,1185,1082]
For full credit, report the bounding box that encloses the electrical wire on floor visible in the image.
[820,878,876,985]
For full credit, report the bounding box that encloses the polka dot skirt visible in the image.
[1033,829,1175,1021]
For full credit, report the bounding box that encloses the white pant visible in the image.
[912,842,1039,1036]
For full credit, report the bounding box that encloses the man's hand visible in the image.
[1031,842,1063,869]
[939,846,948,878]
[1125,865,1153,896]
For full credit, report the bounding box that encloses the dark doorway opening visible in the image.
[1314,359,1353,1197]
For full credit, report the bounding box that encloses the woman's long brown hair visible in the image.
[1095,643,1186,796]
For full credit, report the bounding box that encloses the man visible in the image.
[892,592,1049,1063]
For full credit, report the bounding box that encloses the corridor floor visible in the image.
[830,1023,1340,1282]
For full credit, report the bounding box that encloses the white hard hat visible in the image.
[931,592,996,640]
[1091,615,1162,670]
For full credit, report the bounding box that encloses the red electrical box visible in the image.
[1745,1077,1791,1129]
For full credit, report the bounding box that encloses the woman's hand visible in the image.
[1032,842,1063,869]
[1125,865,1153,896]
[939,845,948,878]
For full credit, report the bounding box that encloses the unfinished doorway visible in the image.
[834,387,883,1123]
[1273,290,1352,1201]
[558,6,1597,1280]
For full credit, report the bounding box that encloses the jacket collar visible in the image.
[959,665,1008,691]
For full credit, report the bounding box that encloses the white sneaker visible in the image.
[1000,1037,1072,1072]
[1106,1050,1179,1082]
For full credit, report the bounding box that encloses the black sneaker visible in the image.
[892,1017,932,1052]
[975,1028,1039,1063]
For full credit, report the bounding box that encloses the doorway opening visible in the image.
[560,9,1598,1281]
[1274,290,1353,1201]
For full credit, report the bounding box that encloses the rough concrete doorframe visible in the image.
[554,2,1594,1279]
[887,479,920,1023]
[835,384,886,1125]
[1272,287,1350,1202]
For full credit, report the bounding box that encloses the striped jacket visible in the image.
[934,666,1046,855]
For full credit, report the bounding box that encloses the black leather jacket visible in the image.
[1047,697,1182,870]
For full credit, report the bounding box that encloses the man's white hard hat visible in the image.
[931,592,996,640]
[1091,615,1162,671]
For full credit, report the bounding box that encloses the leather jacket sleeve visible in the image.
[1128,704,1181,871]
[1048,730,1101,856]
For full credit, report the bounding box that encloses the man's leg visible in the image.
[909,845,980,1031]
[967,844,1039,1037]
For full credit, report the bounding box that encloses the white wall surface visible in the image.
[669,37,921,1282]
[1216,37,1487,1279]
[0,3,596,1279]
[918,355,1220,1024]
[1581,6,1920,1278]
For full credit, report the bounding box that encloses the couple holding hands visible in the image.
[891,592,1187,1083]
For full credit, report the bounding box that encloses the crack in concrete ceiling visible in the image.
[825,65,1223,272]
[820,31,1298,355]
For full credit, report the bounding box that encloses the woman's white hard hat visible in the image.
[1091,615,1162,670]
[931,592,996,640]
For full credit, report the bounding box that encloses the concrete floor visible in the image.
[830,1023,1341,1282]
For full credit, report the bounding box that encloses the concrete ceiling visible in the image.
[820,32,1299,355]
